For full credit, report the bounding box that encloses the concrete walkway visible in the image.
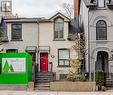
[0,91,113,95]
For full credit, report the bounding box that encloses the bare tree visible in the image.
[72,33,85,60]
[58,3,74,19]
[66,33,86,82]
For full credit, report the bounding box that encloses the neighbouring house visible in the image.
[0,0,14,44]
[79,0,113,86]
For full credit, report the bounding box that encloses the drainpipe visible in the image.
[88,8,91,81]
[37,20,40,72]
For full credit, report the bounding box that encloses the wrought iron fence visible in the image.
[105,73,113,79]
[91,72,113,87]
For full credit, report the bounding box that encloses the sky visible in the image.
[12,0,74,18]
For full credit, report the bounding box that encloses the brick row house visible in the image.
[0,0,78,83]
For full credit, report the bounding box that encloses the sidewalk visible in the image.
[0,90,113,95]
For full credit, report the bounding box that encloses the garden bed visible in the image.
[50,81,96,91]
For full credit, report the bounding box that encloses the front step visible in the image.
[35,72,54,90]
[35,83,50,90]
[35,79,52,83]
[106,78,113,87]
[36,72,53,75]
[35,72,54,83]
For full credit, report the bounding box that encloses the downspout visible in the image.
[88,8,91,81]
[37,20,40,72]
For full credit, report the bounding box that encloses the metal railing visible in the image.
[105,73,113,79]
[32,65,35,82]
[48,62,53,72]
[90,72,113,87]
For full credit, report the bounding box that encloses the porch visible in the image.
[89,49,113,89]
[32,61,56,90]
[100,73,113,87]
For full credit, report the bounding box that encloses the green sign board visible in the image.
[0,52,32,84]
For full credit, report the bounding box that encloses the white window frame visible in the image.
[97,0,105,7]
[58,49,70,67]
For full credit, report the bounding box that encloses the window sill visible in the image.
[96,40,107,42]
[96,7,107,10]
[53,39,66,41]
[57,65,71,67]
[11,39,23,41]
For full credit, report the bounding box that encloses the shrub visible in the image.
[95,70,105,87]
[101,86,107,91]
[67,74,85,82]
[66,59,85,82]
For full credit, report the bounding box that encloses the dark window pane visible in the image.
[60,74,67,80]
[6,49,18,53]
[12,24,22,40]
[96,20,107,40]
[98,0,105,7]
[54,31,58,39]
[54,18,64,39]
[1,1,12,12]
[96,20,106,27]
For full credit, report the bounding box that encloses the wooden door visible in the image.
[40,53,48,72]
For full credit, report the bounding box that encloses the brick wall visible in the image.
[74,0,78,16]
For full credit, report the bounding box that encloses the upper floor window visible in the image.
[96,20,107,40]
[1,1,12,12]
[97,0,105,7]
[11,24,22,41]
[54,17,64,40]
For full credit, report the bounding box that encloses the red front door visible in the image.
[40,53,48,72]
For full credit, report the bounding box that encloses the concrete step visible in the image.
[35,77,53,80]
[35,83,50,90]
[36,74,53,76]
[0,85,27,90]
[35,87,50,90]
[106,79,113,87]
[35,76,53,78]
[35,78,53,80]
[35,79,52,83]
[36,72,53,76]
[35,72,54,83]
[35,77,53,81]
[35,83,50,87]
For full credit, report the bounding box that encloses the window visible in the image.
[59,74,68,80]
[91,0,96,3]
[12,24,22,40]
[96,20,107,40]
[6,49,18,53]
[97,0,105,7]
[54,18,64,40]
[1,1,12,12]
[26,46,37,65]
[58,49,70,67]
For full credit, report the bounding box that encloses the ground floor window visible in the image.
[26,51,36,65]
[80,59,85,72]
[59,74,68,80]
[58,49,70,67]
[26,46,37,65]
[6,49,18,53]
[29,52,36,65]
